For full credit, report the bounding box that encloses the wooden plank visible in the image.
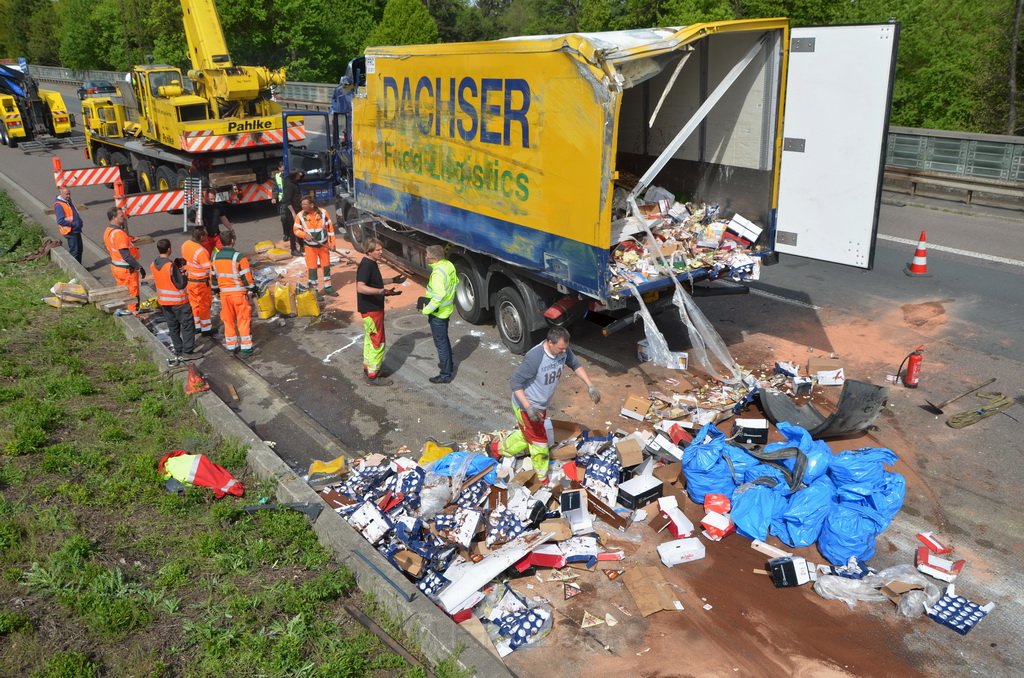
[227,383,239,401]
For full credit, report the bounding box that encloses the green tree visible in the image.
[25,5,61,64]
[146,0,188,68]
[57,0,104,69]
[367,0,439,46]
[660,0,735,24]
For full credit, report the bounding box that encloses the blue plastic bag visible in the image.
[773,476,836,547]
[868,472,906,527]
[681,424,738,504]
[428,451,498,485]
[829,447,898,489]
[722,444,760,482]
[765,423,833,484]
[817,502,888,564]
[730,482,787,541]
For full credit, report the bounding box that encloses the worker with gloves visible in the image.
[489,326,600,480]
[293,196,337,296]
[417,245,457,384]
[103,206,144,314]
[53,186,84,263]
[151,238,200,365]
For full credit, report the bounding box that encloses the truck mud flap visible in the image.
[759,380,889,438]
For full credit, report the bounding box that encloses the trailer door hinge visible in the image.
[791,37,815,53]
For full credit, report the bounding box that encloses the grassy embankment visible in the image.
[0,192,462,677]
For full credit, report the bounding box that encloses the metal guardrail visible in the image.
[23,65,1024,194]
[886,126,1024,185]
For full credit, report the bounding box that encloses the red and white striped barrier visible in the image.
[114,178,183,216]
[231,180,274,204]
[52,157,121,188]
[178,120,305,153]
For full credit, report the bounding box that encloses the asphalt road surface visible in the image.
[2,110,1022,676]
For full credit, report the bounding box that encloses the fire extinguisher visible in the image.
[897,346,924,388]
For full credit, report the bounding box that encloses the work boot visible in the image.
[429,375,452,384]
[291,249,302,258]
[324,286,338,297]
[166,356,182,367]
[366,375,393,386]
[239,348,254,357]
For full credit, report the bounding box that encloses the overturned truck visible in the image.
[289,19,899,353]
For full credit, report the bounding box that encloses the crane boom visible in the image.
[180,0,233,71]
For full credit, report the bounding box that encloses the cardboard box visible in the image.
[791,376,813,396]
[657,538,705,566]
[726,213,763,244]
[767,556,817,587]
[700,510,734,541]
[620,394,652,420]
[617,474,662,510]
[615,435,645,467]
[394,549,425,577]
[916,547,967,583]
[623,566,682,616]
[807,357,846,385]
[653,462,687,507]
[917,531,953,554]
[734,418,769,445]
[880,579,924,605]
[636,340,687,370]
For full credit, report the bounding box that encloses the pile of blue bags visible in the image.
[681,421,905,564]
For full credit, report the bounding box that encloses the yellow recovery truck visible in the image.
[0,58,74,149]
[79,0,295,201]
[297,19,899,353]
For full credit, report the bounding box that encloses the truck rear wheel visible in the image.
[453,257,491,324]
[156,165,178,191]
[0,126,8,146]
[94,147,111,167]
[494,286,537,355]
[136,160,156,193]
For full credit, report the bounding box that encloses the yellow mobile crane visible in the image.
[0,59,74,149]
[80,0,295,200]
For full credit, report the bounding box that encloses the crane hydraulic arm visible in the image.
[179,0,285,111]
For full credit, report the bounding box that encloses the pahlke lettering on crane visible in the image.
[226,119,273,133]
[381,76,531,149]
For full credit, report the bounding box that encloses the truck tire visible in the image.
[0,126,8,146]
[155,165,178,191]
[453,257,492,324]
[494,286,538,355]
[136,160,156,193]
[175,168,191,187]
[94,147,111,167]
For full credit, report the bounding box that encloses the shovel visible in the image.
[923,378,996,415]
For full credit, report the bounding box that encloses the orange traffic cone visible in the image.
[904,230,931,277]
[184,364,210,395]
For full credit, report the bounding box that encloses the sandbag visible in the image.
[295,288,320,317]
[817,502,888,564]
[765,422,832,484]
[730,481,786,541]
[255,285,276,319]
[681,424,738,504]
[274,282,296,316]
[773,476,836,547]
[829,447,898,489]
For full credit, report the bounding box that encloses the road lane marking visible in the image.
[879,234,1024,268]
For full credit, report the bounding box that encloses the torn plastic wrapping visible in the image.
[813,564,941,615]
[625,197,745,384]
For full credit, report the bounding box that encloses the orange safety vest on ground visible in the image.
[293,208,335,248]
[103,226,138,268]
[212,248,253,294]
[150,257,188,306]
[181,239,212,282]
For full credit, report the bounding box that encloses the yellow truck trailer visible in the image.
[292,19,899,352]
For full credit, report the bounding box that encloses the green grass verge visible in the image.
[0,192,435,676]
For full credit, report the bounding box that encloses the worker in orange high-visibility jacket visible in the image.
[293,196,337,296]
[211,229,255,355]
[53,186,84,263]
[103,206,144,313]
[151,238,200,365]
[181,225,214,336]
